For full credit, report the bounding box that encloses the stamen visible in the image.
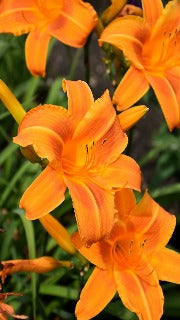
[129,240,134,254]
[84,142,96,169]
[102,139,107,145]
[140,239,146,248]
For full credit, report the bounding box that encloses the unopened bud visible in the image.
[118,105,149,131]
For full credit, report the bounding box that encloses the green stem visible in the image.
[15,209,37,320]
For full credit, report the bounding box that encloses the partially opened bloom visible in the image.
[13,80,141,245]
[0,0,97,76]
[72,189,180,320]
[99,0,180,130]
[0,292,27,319]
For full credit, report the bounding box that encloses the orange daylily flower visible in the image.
[13,80,141,245]
[0,292,27,319]
[72,189,180,320]
[0,0,97,76]
[99,0,180,131]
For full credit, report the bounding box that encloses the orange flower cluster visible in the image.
[0,0,179,319]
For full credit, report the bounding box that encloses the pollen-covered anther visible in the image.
[129,240,134,254]
[84,141,96,169]
[140,239,147,248]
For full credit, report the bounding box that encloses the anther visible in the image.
[102,139,107,145]
[85,144,89,154]
[140,239,146,248]
[129,240,134,254]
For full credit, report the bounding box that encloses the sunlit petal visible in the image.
[14,126,64,163]
[115,188,136,217]
[130,191,176,255]
[114,263,164,320]
[103,154,141,191]
[72,232,113,269]
[151,247,180,284]
[99,15,150,69]
[18,104,74,142]
[113,66,149,111]
[145,72,179,131]
[141,0,163,29]
[73,90,116,143]
[25,30,51,77]
[65,177,114,245]
[62,79,94,124]
[150,0,180,40]
[20,166,66,220]
[91,117,128,166]
[49,0,97,48]
[0,0,35,35]
[76,267,116,319]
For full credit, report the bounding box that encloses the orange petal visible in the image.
[91,117,128,167]
[73,90,116,144]
[143,1,180,67]
[0,0,34,35]
[130,191,176,256]
[150,0,180,40]
[118,105,149,131]
[113,66,150,111]
[99,16,150,69]
[65,177,115,245]
[49,0,97,48]
[18,104,74,142]
[165,67,180,128]
[72,231,113,269]
[114,264,164,320]
[115,189,136,217]
[20,166,66,220]
[62,79,94,124]
[25,30,51,77]
[141,0,163,29]
[145,72,180,131]
[13,126,64,163]
[151,247,180,284]
[76,267,116,320]
[103,154,141,191]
